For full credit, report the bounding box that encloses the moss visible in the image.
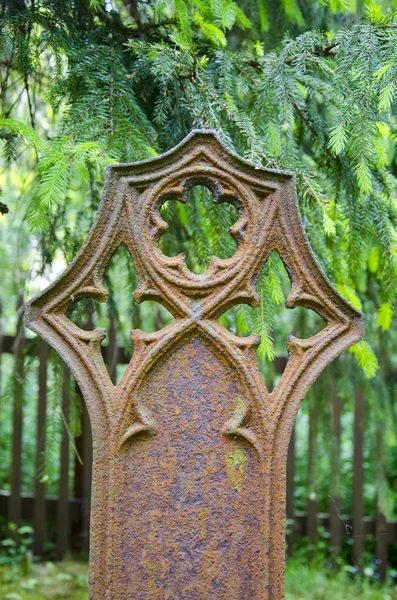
[225,447,247,491]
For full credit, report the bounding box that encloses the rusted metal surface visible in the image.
[26,130,364,599]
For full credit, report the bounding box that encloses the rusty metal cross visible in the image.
[26,130,364,599]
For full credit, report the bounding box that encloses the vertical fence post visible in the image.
[286,425,296,550]
[33,339,49,555]
[307,392,318,555]
[81,394,92,555]
[330,379,342,558]
[375,509,388,582]
[81,306,94,555]
[108,307,117,385]
[375,427,388,582]
[0,301,3,451]
[56,366,71,560]
[9,296,25,526]
[73,382,92,555]
[74,400,83,501]
[353,386,364,567]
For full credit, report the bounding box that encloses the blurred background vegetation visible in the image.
[1,0,397,596]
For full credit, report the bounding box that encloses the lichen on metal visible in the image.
[26,130,364,599]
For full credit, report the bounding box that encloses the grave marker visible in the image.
[27,130,364,599]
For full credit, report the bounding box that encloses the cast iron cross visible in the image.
[26,130,364,599]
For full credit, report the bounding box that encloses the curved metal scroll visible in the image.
[26,130,364,599]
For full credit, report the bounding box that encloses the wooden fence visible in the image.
[1,319,396,580]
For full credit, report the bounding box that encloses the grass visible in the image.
[0,561,88,600]
[286,561,397,599]
[0,560,396,599]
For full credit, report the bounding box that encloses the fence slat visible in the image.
[108,308,117,384]
[33,340,48,555]
[73,384,92,554]
[330,381,342,556]
[307,393,318,555]
[81,394,92,555]
[286,425,296,549]
[0,301,3,452]
[56,367,71,560]
[375,428,388,582]
[353,386,364,566]
[81,308,94,555]
[9,297,25,526]
[376,510,388,582]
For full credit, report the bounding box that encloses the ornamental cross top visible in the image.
[26,129,364,599]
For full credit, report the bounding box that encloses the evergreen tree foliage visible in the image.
[1,0,397,519]
[2,0,397,369]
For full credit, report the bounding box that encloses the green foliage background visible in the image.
[1,0,397,565]
[2,559,397,599]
